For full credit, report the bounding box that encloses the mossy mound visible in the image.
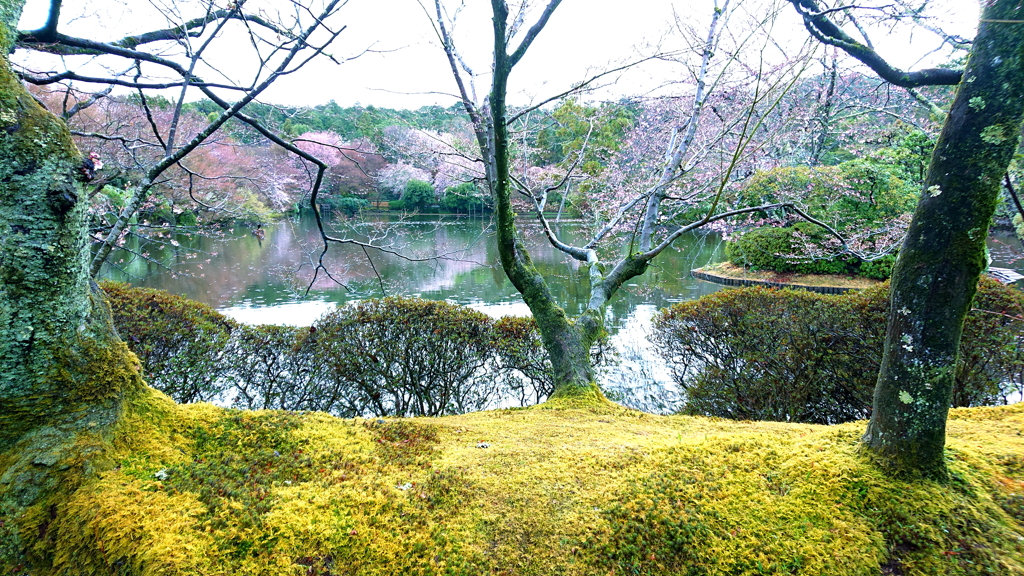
[3,389,1023,575]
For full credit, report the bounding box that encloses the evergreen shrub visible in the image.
[652,278,1024,424]
[400,179,435,210]
[321,195,368,217]
[103,285,558,415]
[314,298,499,417]
[491,316,554,405]
[226,324,354,414]
[726,223,896,279]
[440,182,488,214]
[101,282,236,403]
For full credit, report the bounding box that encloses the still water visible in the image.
[100,214,730,403]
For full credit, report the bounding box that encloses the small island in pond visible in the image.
[693,262,884,295]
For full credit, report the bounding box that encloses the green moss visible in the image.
[981,124,1009,145]
[50,338,145,406]
[364,419,440,467]
[544,381,608,406]
[4,400,1022,575]
[0,59,81,164]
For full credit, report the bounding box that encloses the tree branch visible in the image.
[507,0,563,68]
[787,0,962,87]
[17,8,293,53]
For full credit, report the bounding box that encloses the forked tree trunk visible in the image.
[483,0,604,401]
[863,1,1024,478]
[0,0,144,558]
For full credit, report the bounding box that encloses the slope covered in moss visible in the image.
[2,390,1023,575]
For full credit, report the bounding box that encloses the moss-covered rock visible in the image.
[3,393,1022,575]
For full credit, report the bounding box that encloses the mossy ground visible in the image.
[2,390,1023,576]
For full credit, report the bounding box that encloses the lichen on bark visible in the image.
[863,0,1024,479]
[0,4,148,569]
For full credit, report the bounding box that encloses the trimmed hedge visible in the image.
[227,325,348,414]
[314,298,499,417]
[491,316,556,405]
[652,278,1024,424]
[101,284,561,415]
[102,282,236,403]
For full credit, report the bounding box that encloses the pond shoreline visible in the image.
[692,262,882,294]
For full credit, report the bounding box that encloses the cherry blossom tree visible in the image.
[13,0,354,276]
[429,0,829,399]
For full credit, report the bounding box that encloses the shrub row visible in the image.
[651,278,1024,424]
[102,283,559,416]
[726,222,896,279]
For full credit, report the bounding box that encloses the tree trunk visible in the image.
[483,0,602,401]
[0,2,144,562]
[536,308,604,402]
[863,1,1024,479]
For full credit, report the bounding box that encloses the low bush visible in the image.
[440,182,489,214]
[103,285,561,415]
[101,282,236,403]
[314,298,499,417]
[227,325,359,415]
[855,253,896,280]
[726,223,855,275]
[491,316,555,405]
[652,278,1024,424]
[400,179,435,211]
[320,195,368,217]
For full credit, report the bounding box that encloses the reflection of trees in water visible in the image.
[101,215,727,319]
[99,216,733,411]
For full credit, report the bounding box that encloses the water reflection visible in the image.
[100,217,1024,408]
[101,214,728,324]
[100,214,729,402]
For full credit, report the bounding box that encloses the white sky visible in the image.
[17,0,980,110]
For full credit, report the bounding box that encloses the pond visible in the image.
[99,214,1024,409]
[99,213,731,407]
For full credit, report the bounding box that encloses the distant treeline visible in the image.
[182,99,472,145]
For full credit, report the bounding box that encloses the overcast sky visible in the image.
[17,0,979,110]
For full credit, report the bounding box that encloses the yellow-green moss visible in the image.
[3,400,1023,575]
[0,57,80,163]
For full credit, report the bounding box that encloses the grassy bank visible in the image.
[4,390,1023,575]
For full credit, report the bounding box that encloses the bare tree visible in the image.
[427,0,829,399]
[14,0,354,277]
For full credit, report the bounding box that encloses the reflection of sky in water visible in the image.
[218,287,679,397]
[104,215,730,330]
[221,301,338,326]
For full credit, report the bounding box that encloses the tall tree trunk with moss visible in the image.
[437,0,797,403]
[485,0,604,401]
[862,3,1024,479]
[0,0,144,564]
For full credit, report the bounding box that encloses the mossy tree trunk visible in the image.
[0,0,144,559]
[862,2,1024,479]
[485,0,604,401]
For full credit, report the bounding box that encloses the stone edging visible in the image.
[691,269,860,295]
